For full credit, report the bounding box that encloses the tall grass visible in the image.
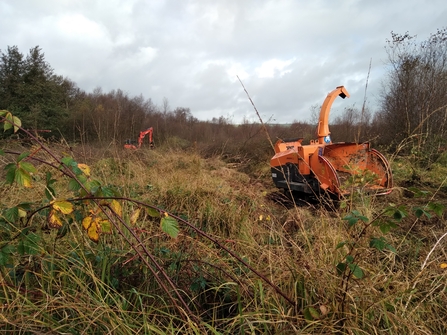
[1,141,446,333]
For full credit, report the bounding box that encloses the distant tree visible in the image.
[0,46,72,136]
[376,28,447,156]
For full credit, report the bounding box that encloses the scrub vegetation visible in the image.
[1,28,447,334]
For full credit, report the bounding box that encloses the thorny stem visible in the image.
[102,203,200,325]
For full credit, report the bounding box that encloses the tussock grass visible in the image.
[1,143,447,333]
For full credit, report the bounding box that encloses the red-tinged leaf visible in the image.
[48,209,63,228]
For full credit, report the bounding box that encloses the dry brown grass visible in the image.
[0,142,446,333]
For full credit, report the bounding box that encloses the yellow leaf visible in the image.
[440,263,447,269]
[18,208,27,218]
[52,200,74,214]
[110,200,122,217]
[77,163,90,176]
[87,220,99,243]
[130,208,141,225]
[48,209,63,228]
[259,214,263,221]
[82,216,93,230]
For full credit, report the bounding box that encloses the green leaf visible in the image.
[61,156,74,166]
[336,241,347,249]
[17,152,30,162]
[12,116,21,133]
[56,222,69,239]
[0,149,4,156]
[303,307,320,321]
[3,112,13,131]
[348,263,364,279]
[414,207,431,219]
[96,186,114,197]
[4,207,19,223]
[17,232,41,255]
[428,202,445,217]
[379,220,398,234]
[0,244,15,266]
[15,167,32,187]
[369,237,386,250]
[100,220,112,234]
[408,187,430,198]
[45,186,56,200]
[343,214,358,227]
[336,262,347,275]
[147,207,161,218]
[5,166,16,184]
[46,172,56,186]
[346,255,354,263]
[370,236,397,253]
[343,210,369,227]
[19,161,36,173]
[68,178,81,192]
[161,215,179,238]
[71,166,83,176]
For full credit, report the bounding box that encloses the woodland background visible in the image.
[1,29,447,164]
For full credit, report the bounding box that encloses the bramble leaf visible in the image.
[147,207,160,218]
[378,220,398,234]
[130,208,141,225]
[17,152,30,162]
[82,216,93,230]
[161,215,179,238]
[82,216,100,243]
[52,200,74,214]
[336,262,347,275]
[68,178,81,192]
[48,209,63,228]
[16,167,32,187]
[304,306,320,321]
[4,207,19,223]
[110,200,122,217]
[428,202,444,217]
[19,161,36,173]
[12,116,21,133]
[348,263,364,279]
[100,219,112,234]
[77,163,90,176]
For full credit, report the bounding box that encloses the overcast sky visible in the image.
[1,1,446,124]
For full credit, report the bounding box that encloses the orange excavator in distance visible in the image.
[124,127,154,150]
[270,86,393,199]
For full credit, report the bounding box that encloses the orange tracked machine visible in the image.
[124,127,154,150]
[270,86,392,198]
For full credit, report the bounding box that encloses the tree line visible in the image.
[1,28,447,163]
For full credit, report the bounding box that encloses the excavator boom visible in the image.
[124,127,154,149]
